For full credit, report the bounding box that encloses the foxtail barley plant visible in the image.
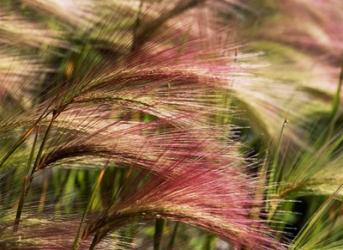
[0,0,342,249]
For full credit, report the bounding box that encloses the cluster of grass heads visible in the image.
[0,0,342,249]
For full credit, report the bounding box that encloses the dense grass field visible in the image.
[0,1,342,249]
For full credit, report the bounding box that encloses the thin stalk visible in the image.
[72,169,106,250]
[327,61,343,140]
[154,218,165,250]
[167,222,179,250]
[266,119,287,218]
[13,126,39,231]
[31,112,57,174]
[252,151,269,220]
[202,235,215,250]
[13,176,30,232]
[271,119,288,185]
[14,112,56,231]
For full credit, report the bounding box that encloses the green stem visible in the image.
[72,169,105,250]
[327,61,343,140]
[167,222,179,250]
[154,218,165,250]
[13,112,56,231]
[266,119,287,219]
[252,150,268,220]
[202,235,215,250]
[13,127,39,231]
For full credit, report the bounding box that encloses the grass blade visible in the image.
[154,218,165,250]
[72,168,105,250]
